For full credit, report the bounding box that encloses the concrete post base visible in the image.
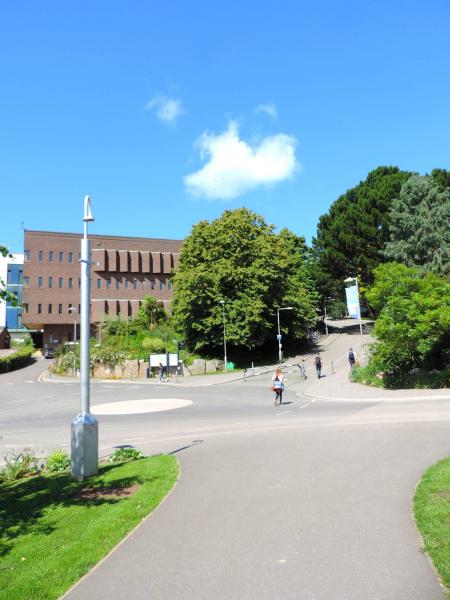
[71,412,98,480]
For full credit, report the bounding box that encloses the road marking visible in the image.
[275,410,291,416]
[91,398,192,415]
[25,380,35,383]
[299,403,309,409]
[6,382,14,385]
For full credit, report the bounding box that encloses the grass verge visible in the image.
[413,456,450,597]
[0,455,178,600]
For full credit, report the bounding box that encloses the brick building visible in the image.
[22,230,182,347]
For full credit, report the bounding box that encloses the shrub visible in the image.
[0,451,42,482]
[90,346,126,372]
[54,350,78,375]
[0,345,34,374]
[141,337,165,353]
[46,449,71,472]
[109,448,144,463]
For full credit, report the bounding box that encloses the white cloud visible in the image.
[184,121,299,200]
[146,95,184,124]
[255,103,278,119]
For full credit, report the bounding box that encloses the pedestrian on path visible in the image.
[314,353,322,379]
[271,368,284,406]
[348,348,356,370]
[158,362,166,383]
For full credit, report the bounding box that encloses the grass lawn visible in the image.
[413,456,450,597]
[0,455,178,600]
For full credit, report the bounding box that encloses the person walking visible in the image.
[314,353,322,379]
[348,348,356,370]
[158,362,166,383]
[271,367,284,406]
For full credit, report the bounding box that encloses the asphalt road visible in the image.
[2,350,450,599]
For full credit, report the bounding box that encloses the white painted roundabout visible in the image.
[91,398,192,415]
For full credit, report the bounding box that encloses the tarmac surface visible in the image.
[1,321,449,599]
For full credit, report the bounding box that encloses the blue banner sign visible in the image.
[345,285,360,319]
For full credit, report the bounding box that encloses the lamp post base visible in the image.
[71,412,98,480]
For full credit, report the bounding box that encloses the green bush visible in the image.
[109,448,144,463]
[53,350,78,375]
[46,449,71,472]
[141,337,165,353]
[0,451,42,482]
[0,345,34,374]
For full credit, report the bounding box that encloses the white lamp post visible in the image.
[277,307,293,362]
[219,300,227,371]
[71,195,98,480]
[68,305,77,345]
[344,276,365,365]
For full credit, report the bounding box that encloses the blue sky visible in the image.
[2,0,450,252]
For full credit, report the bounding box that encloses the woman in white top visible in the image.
[271,367,284,406]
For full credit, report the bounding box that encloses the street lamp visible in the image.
[68,306,77,345]
[219,300,228,372]
[324,297,332,336]
[71,195,98,480]
[276,306,293,362]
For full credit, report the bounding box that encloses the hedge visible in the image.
[0,346,34,374]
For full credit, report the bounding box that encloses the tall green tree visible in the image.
[172,208,318,353]
[384,175,450,275]
[312,166,412,297]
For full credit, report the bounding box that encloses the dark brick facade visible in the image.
[22,230,182,346]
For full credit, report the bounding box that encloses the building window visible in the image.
[58,251,63,262]
[68,252,73,263]
[58,304,62,314]
[38,303,42,314]
[115,278,120,290]
[22,303,29,314]
[124,279,129,289]
[68,278,73,288]
[78,278,81,288]
[24,249,30,261]
[23,276,30,288]
[38,276,43,288]
[97,279,102,289]
[168,280,172,290]
[106,279,111,289]
[48,304,52,314]
[159,280,164,290]
[49,277,53,288]
[68,303,72,311]
[39,250,43,262]
[133,279,138,290]
[49,251,53,262]
[58,277,63,288]
[78,304,80,313]
[151,279,155,290]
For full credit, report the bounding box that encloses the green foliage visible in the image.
[90,345,126,371]
[365,263,450,382]
[172,208,318,353]
[134,296,167,331]
[109,447,144,463]
[312,166,412,296]
[414,456,450,590]
[0,245,17,304]
[0,452,42,483]
[141,337,165,353]
[0,345,34,374]
[384,174,450,275]
[53,350,78,374]
[46,450,71,472]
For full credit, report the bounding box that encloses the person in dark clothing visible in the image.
[348,348,356,370]
[314,354,322,378]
